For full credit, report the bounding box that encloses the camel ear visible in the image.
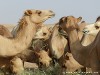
[77,17,82,23]
[24,10,32,16]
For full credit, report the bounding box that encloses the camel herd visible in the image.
[0,9,100,75]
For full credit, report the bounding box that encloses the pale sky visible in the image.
[0,0,100,25]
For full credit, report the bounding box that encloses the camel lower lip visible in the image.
[49,14,55,17]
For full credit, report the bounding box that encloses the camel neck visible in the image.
[67,29,89,66]
[13,16,37,50]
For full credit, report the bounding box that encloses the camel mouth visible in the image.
[48,13,55,18]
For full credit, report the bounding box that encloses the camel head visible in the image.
[83,22,100,36]
[62,52,83,72]
[24,9,55,25]
[35,50,52,68]
[34,25,52,40]
[59,16,82,32]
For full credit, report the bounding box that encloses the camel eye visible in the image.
[36,10,42,15]
[95,26,99,29]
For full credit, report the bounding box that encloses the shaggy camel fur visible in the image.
[0,25,12,38]
[0,9,55,57]
[59,16,100,74]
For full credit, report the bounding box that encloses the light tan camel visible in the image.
[59,16,100,74]
[0,25,53,74]
[0,9,55,57]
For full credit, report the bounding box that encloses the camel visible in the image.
[47,24,67,59]
[60,18,100,72]
[59,16,100,74]
[0,9,55,57]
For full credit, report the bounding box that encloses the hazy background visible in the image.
[0,0,100,25]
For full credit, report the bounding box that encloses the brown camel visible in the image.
[63,17,100,72]
[0,9,55,57]
[59,16,100,75]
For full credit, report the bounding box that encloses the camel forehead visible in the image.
[67,16,78,22]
